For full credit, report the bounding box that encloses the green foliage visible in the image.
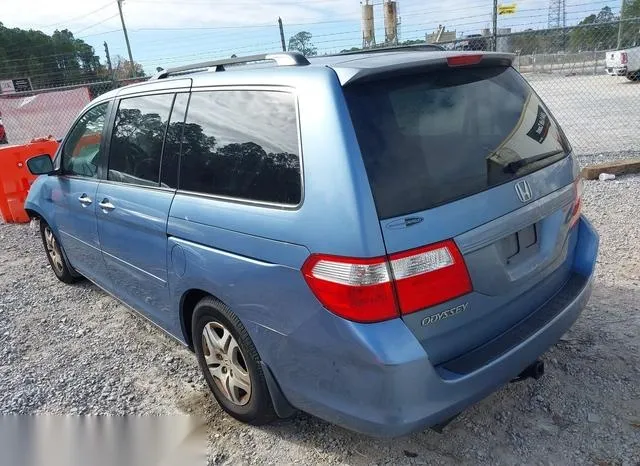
[0,22,105,89]
[510,4,640,54]
[401,39,427,46]
[568,6,619,51]
[112,55,146,79]
[620,0,640,47]
[288,31,317,57]
[340,47,362,53]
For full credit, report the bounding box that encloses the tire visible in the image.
[626,72,639,81]
[39,220,80,284]
[192,297,276,425]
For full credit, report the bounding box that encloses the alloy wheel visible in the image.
[44,226,65,275]
[201,321,252,406]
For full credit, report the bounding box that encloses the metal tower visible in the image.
[548,0,567,29]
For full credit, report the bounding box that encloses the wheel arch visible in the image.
[24,208,41,219]
[180,288,213,350]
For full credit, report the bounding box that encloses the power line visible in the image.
[33,2,115,29]
[139,9,611,66]
[73,13,121,35]
[0,2,623,71]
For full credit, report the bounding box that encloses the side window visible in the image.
[179,90,301,205]
[62,102,109,178]
[108,94,174,187]
[160,93,189,189]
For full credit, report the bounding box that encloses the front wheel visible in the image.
[192,297,276,425]
[626,72,639,81]
[40,221,80,284]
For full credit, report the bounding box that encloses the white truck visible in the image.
[606,45,640,80]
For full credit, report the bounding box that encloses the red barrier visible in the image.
[0,138,58,223]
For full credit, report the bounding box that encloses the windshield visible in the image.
[344,66,571,219]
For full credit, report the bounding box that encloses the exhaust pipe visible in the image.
[431,412,461,433]
[511,359,545,383]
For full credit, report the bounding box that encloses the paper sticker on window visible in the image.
[527,105,550,144]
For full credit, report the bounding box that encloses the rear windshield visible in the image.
[344,66,571,219]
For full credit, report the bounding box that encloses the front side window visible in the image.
[179,90,301,205]
[62,102,109,178]
[108,94,174,187]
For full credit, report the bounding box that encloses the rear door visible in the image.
[344,64,579,364]
[96,92,189,324]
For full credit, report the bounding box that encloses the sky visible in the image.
[2,0,621,73]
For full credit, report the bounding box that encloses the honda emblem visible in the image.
[515,180,533,203]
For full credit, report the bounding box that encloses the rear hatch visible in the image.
[344,59,580,367]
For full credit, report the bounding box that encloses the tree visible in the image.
[288,31,317,57]
[113,55,146,79]
[569,7,619,51]
[0,23,105,88]
[620,0,640,47]
[597,6,615,23]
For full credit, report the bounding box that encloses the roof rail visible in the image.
[151,52,310,80]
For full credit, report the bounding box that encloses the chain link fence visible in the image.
[1,21,639,160]
[434,19,640,160]
[0,78,143,146]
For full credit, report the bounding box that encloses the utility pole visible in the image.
[617,0,625,50]
[492,0,498,51]
[104,41,117,87]
[117,0,136,78]
[104,42,113,76]
[278,17,287,52]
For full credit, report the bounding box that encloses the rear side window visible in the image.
[179,90,301,205]
[109,94,174,187]
[344,66,571,219]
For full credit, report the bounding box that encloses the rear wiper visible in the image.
[502,150,566,174]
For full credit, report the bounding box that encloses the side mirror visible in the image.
[26,154,54,175]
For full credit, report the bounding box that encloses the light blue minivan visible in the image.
[24,49,598,437]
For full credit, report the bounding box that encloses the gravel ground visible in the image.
[1,167,639,465]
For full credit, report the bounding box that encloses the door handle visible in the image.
[78,194,92,206]
[99,199,115,211]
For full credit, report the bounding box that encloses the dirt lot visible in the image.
[1,169,639,465]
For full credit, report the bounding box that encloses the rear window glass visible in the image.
[344,66,570,219]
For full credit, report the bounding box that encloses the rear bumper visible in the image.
[270,216,598,437]
[606,66,627,76]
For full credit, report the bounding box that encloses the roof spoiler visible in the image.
[336,52,515,86]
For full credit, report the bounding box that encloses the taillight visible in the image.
[389,240,472,315]
[302,240,472,323]
[301,255,397,323]
[569,177,583,228]
[621,52,628,64]
[447,55,483,67]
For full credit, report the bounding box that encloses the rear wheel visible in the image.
[39,221,80,284]
[626,72,639,81]
[192,297,276,425]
